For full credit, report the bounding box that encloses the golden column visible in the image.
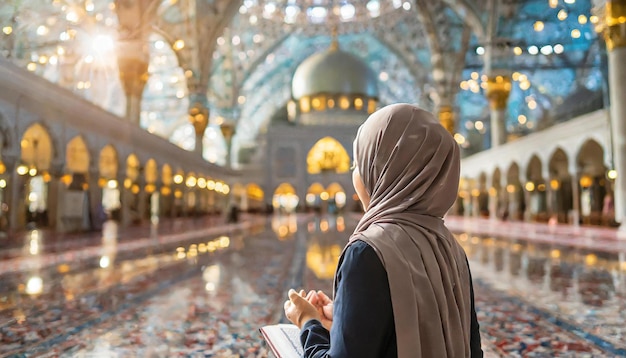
[437,105,455,134]
[118,57,149,125]
[220,122,235,168]
[485,74,512,147]
[602,0,626,230]
[189,103,209,156]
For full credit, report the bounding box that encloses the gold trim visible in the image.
[438,105,455,134]
[605,1,626,50]
[485,75,512,110]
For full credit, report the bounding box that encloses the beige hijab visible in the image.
[344,103,471,357]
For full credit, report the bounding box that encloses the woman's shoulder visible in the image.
[343,239,380,266]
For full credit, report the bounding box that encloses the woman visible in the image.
[284,103,483,357]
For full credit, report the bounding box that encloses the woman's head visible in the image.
[352,103,460,218]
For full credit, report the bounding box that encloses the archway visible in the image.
[326,182,346,214]
[124,154,141,224]
[548,148,573,223]
[306,183,325,212]
[273,183,299,213]
[506,162,524,221]
[477,172,488,217]
[62,136,91,231]
[99,145,120,220]
[19,124,53,227]
[160,164,173,217]
[307,137,351,174]
[144,159,158,221]
[491,167,503,219]
[577,140,607,225]
[526,155,547,221]
[246,183,264,213]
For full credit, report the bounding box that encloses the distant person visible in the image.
[284,103,483,357]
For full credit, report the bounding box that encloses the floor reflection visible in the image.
[0,214,624,357]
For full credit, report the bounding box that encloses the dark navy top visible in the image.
[300,240,484,358]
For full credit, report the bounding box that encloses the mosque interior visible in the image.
[0,0,626,356]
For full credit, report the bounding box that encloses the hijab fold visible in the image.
[339,104,471,358]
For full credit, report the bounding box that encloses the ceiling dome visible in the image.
[292,47,379,100]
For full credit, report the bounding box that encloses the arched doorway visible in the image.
[273,183,299,213]
[144,159,158,221]
[548,148,573,223]
[506,163,524,221]
[61,136,91,231]
[326,182,346,214]
[99,145,120,221]
[577,140,607,225]
[160,164,173,218]
[124,154,141,224]
[19,124,53,228]
[246,183,264,213]
[307,137,351,174]
[526,155,547,222]
[306,183,325,212]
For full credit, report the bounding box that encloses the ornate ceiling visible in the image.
[0,0,605,165]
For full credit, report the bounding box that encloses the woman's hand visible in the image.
[308,290,333,331]
[284,289,321,329]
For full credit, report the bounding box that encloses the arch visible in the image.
[549,148,570,179]
[273,182,299,212]
[144,159,158,184]
[577,139,605,177]
[162,164,173,186]
[526,155,543,183]
[307,183,325,195]
[124,154,141,193]
[21,123,53,171]
[246,183,264,201]
[99,145,118,179]
[66,136,90,174]
[307,137,351,174]
[326,183,344,197]
[576,139,607,225]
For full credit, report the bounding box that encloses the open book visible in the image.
[259,323,304,358]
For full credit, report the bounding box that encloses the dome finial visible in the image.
[330,25,339,51]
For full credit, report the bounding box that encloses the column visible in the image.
[88,166,102,231]
[488,176,499,220]
[119,172,132,228]
[117,54,149,124]
[136,175,147,223]
[3,155,19,234]
[437,104,455,134]
[604,0,626,230]
[47,161,64,231]
[189,101,209,156]
[220,122,235,168]
[570,163,581,226]
[485,74,512,147]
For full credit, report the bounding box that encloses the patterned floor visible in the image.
[0,214,624,357]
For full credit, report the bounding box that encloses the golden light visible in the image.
[571,29,581,39]
[579,175,592,188]
[26,276,43,295]
[17,165,28,176]
[550,249,560,259]
[207,180,216,190]
[590,15,599,24]
[513,47,523,55]
[453,133,466,145]
[354,98,364,110]
[533,21,544,31]
[506,184,516,193]
[173,174,184,184]
[608,170,617,180]
[518,115,527,124]
[339,96,350,110]
[197,177,207,188]
[488,187,497,197]
[61,174,73,186]
[0,179,6,189]
[578,15,588,24]
[327,98,335,108]
[549,0,558,7]
[585,253,597,266]
[27,63,37,72]
[2,26,12,35]
[525,182,535,191]
[320,191,329,200]
[558,9,568,21]
[173,39,185,50]
[160,186,171,196]
[223,185,230,195]
[550,179,560,190]
[124,178,132,189]
[537,184,546,191]
[186,176,197,187]
[174,190,183,198]
[107,180,118,189]
[28,168,37,176]
[471,189,480,197]
[131,184,140,194]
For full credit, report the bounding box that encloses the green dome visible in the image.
[292,48,379,100]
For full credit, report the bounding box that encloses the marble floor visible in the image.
[0,214,624,357]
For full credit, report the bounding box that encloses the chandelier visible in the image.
[239,0,408,25]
